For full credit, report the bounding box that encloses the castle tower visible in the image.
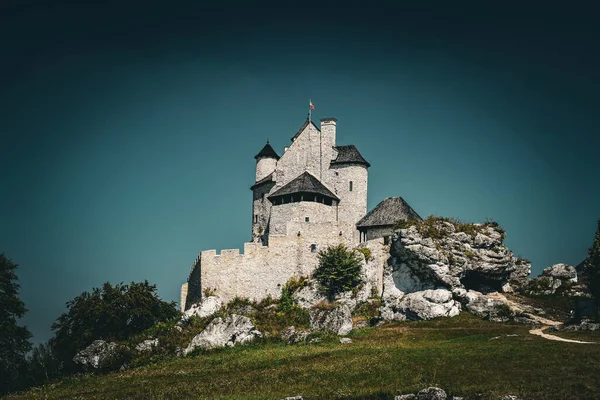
[251,141,280,243]
[254,141,279,181]
[330,145,370,244]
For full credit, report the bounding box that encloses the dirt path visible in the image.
[486,293,596,344]
[529,326,596,344]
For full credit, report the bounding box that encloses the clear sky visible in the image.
[1,1,598,344]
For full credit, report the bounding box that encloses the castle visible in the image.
[181,116,421,311]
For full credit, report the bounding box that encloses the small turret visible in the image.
[254,140,279,182]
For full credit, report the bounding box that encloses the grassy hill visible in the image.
[5,313,600,400]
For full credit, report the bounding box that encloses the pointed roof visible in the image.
[250,172,275,190]
[268,171,339,202]
[357,197,422,228]
[254,142,280,160]
[331,145,371,168]
[290,119,321,142]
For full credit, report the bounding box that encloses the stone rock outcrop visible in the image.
[135,338,159,352]
[521,263,590,297]
[73,340,120,369]
[183,314,262,355]
[280,326,309,344]
[181,296,222,322]
[382,220,530,322]
[309,303,353,335]
[395,387,448,400]
[381,288,460,321]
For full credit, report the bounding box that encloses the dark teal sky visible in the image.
[1,1,599,344]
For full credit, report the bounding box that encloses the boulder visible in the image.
[73,340,120,369]
[135,338,159,352]
[181,296,222,322]
[395,387,447,400]
[381,220,533,323]
[381,288,460,321]
[183,314,261,355]
[280,326,309,344]
[339,337,352,344]
[309,304,353,335]
[542,263,577,282]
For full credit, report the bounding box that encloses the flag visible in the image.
[309,100,315,110]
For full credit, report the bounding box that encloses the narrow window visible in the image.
[349,181,353,191]
[305,216,310,222]
[254,215,258,223]
[311,244,317,253]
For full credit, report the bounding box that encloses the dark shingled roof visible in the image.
[291,120,321,142]
[250,172,275,190]
[330,145,371,168]
[356,197,422,228]
[254,142,280,160]
[268,171,339,201]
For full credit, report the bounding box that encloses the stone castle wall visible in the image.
[181,236,388,309]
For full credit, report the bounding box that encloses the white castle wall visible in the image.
[256,156,277,182]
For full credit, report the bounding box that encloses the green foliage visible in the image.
[0,253,32,395]
[313,245,364,300]
[396,216,507,243]
[279,276,308,314]
[464,250,475,259]
[24,343,61,388]
[203,287,217,297]
[353,299,382,323]
[355,247,373,261]
[50,280,179,373]
[584,218,600,304]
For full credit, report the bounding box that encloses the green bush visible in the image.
[313,245,363,300]
[355,247,373,261]
[584,218,600,307]
[50,280,179,373]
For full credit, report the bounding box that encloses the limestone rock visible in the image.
[381,288,460,321]
[183,314,261,355]
[395,387,447,400]
[135,338,159,352]
[542,263,577,282]
[73,340,119,369]
[339,337,352,344]
[280,326,309,344]
[309,304,353,335]
[353,319,369,329]
[181,296,222,322]
[381,221,533,322]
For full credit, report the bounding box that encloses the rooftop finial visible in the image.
[267,138,269,144]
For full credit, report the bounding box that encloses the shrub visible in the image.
[50,280,179,373]
[355,247,373,262]
[313,245,364,300]
[584,218,600,309]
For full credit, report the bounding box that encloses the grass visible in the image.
[5,313,600,400]
[550,329,600,343]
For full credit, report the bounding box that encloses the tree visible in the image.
[50,280,179,372]
[0,253,32,395]
[584,218,600,305]
[313,244,363,300]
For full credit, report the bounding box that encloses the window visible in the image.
[310,244,317,253]
[349,181,353,191]
[254,215,258,224]
[305,216,310,222]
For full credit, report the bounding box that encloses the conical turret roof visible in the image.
[254,142,280,160]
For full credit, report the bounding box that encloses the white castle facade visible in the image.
[181,116,421,311]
